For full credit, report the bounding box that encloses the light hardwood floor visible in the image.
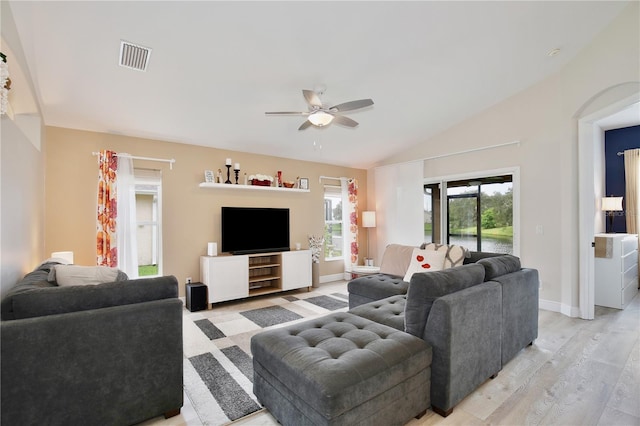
[146,284,640,426]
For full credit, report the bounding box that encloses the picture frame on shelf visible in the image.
[299,178,309,190]
[204,170,215,183]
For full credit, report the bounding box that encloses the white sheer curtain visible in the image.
[117,154,139,278]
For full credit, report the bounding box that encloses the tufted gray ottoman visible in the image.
[251,312,431,426]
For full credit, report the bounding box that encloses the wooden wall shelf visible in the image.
[199,182,309,193]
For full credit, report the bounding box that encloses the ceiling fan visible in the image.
[265,88,374,130]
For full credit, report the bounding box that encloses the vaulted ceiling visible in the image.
[5,1,631,168]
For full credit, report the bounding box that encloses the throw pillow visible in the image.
[49,265,122,286]
[379,244,417,277]
[403,249,446,282]
[421,242,469,268]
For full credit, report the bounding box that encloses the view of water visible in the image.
[425,234,513,254]
[449,235,513,254]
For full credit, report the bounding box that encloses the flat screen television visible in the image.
[221,207,290,254]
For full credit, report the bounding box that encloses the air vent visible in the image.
[119,41,152,72]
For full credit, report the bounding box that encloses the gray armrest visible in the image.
[423,281,502,414]
[1,298,183,426]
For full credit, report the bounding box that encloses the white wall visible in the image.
[374,161,424,263]
[373,2,640,315]
[1,116,45,298]
[1,1,45,297]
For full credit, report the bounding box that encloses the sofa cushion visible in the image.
[420,243,469,269]
[464,251,502,264]
[7,276,179,320]
[403,249,446,282]
[348,295,406,331]
[477,255,521,280]
[379,244,416,276]
[404,263,485,338]
[347,274,408,301]
[49,265,127,286]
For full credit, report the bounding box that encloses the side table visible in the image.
[350,265,381,279]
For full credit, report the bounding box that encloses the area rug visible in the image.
[182,284,349,425]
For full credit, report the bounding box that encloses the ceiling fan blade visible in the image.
[303,90,323,108]
[331,99,374,112]
[265,111,309,115]
[332,115,359,128]
[298,120,313,130]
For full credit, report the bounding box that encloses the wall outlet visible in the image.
[186,277,192,284]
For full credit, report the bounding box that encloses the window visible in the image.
[425,175,513,254]
[135,169,162,277]
[324,185,343,260]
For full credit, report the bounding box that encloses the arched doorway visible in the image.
[577,86,640,320]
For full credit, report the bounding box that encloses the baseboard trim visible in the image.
[539,298,581,318]
[320,273,346,284]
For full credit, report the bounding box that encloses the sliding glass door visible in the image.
[424,174,514,254]
[448,186,480,250]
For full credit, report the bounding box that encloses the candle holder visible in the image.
[225,165,232,184]
[234,168,240,184]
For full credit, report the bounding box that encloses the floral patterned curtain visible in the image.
[341,178,359,266]
[97,150,118,266]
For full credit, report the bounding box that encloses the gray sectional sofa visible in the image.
[251,243,539,424]
[1,261,184,426]
[348,246,539,416]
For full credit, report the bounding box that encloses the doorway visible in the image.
[578,95,640,320]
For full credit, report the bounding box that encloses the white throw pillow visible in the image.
[51,265,120,286]
[403,249,446,282]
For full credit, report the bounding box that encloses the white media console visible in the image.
[200,249,312,304]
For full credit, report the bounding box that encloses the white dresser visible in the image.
[594,233,638,309]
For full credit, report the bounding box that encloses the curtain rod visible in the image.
[421,140,520,162]
[92,152,176,169]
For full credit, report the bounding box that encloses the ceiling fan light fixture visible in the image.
[308,111,334,126]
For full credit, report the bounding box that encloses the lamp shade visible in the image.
[362,211,376,228]
[601,197,623,211]
[308,111,334,126]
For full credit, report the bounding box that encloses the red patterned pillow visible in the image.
[403,248,446,282]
